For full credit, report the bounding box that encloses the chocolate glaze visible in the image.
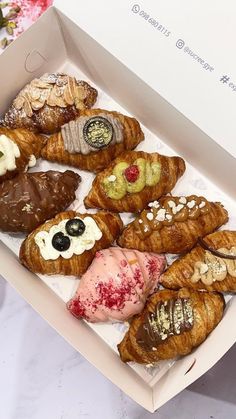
[136,298,194,351]
[0,170,80,233]
[198,237,236,260]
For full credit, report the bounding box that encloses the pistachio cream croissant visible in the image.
[19,211,123,276]
[0,126,46,183]
[1,73,97,134]
[40,109,144,172]
[0,170,81,233]
[161,230,236,292]
[118,288,225,364]
[84,151,186,212]
[118,195,228,253]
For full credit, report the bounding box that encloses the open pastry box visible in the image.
[1,2,236,412]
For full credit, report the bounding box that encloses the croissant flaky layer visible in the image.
[19,211,123,276]
[118,196,228,253]
[84,151,186,212]
[118,288,225,364]
[40,109,144,172]
[0,127,46,182]
[0,170,80,233]
[161,230,236,292]
[1,74,97,134]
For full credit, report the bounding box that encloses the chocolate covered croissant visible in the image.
[0,170,80,233]
[1,73,97,134]
[20,211,123,276]
[118,288,225,364]
[41,109,144,172]
[84,151,185,212]
[161,230,236,292]
[118,195,228,253]
[0,126,46,183]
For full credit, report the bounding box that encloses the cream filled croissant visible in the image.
[84,151,186,212]
[118,288,225,364]
[19,211,123,276]
[1,73,97,134]
[160,230,236,292]
[0,126,46,183]
[40,109,144,173]
[67,247,166,322]
[0,170,81,233]
[118,195,228,253]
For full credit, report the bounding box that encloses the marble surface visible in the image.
[0,275,236,419]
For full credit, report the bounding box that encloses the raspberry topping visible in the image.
[124,165,139,183]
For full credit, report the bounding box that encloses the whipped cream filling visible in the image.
[28,154,36,168]
[0,135,20,176]
[34,217,102,260]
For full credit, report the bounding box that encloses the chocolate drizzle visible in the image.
[136,298,194,351]
[198,238,236,260]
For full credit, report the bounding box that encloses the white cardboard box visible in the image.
[0,2,236,412]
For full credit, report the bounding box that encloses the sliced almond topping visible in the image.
[13,95,25,110]
[31,100,45,111]
[76,85,87,100]
[39,89,50,103]
[69,77,77,98]
[53,85,63,97]
[40,73,58,84]
[29,87,41,101]
[63,83,74,105]
[56,74,68,86]
[31,79,51,89]
[23,96,33,117]
[54,95,67,108]
[75,98,86,110]
[47,90,57,107]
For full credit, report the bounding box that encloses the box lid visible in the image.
[54,0,236,159]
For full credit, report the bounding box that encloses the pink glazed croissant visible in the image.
[67,247,166,322]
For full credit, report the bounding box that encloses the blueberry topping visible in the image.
[65,218,86,237]
[52,232,70,251]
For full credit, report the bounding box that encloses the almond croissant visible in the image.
[40,109,144,173]
[161,230,236,292]
[118,288,225,364]
[1,73,97,134]
[84,151,186,212]
[0,127,46,183]
[0,170,80,233]
[19,210,123,276]
[118,195,228,253]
